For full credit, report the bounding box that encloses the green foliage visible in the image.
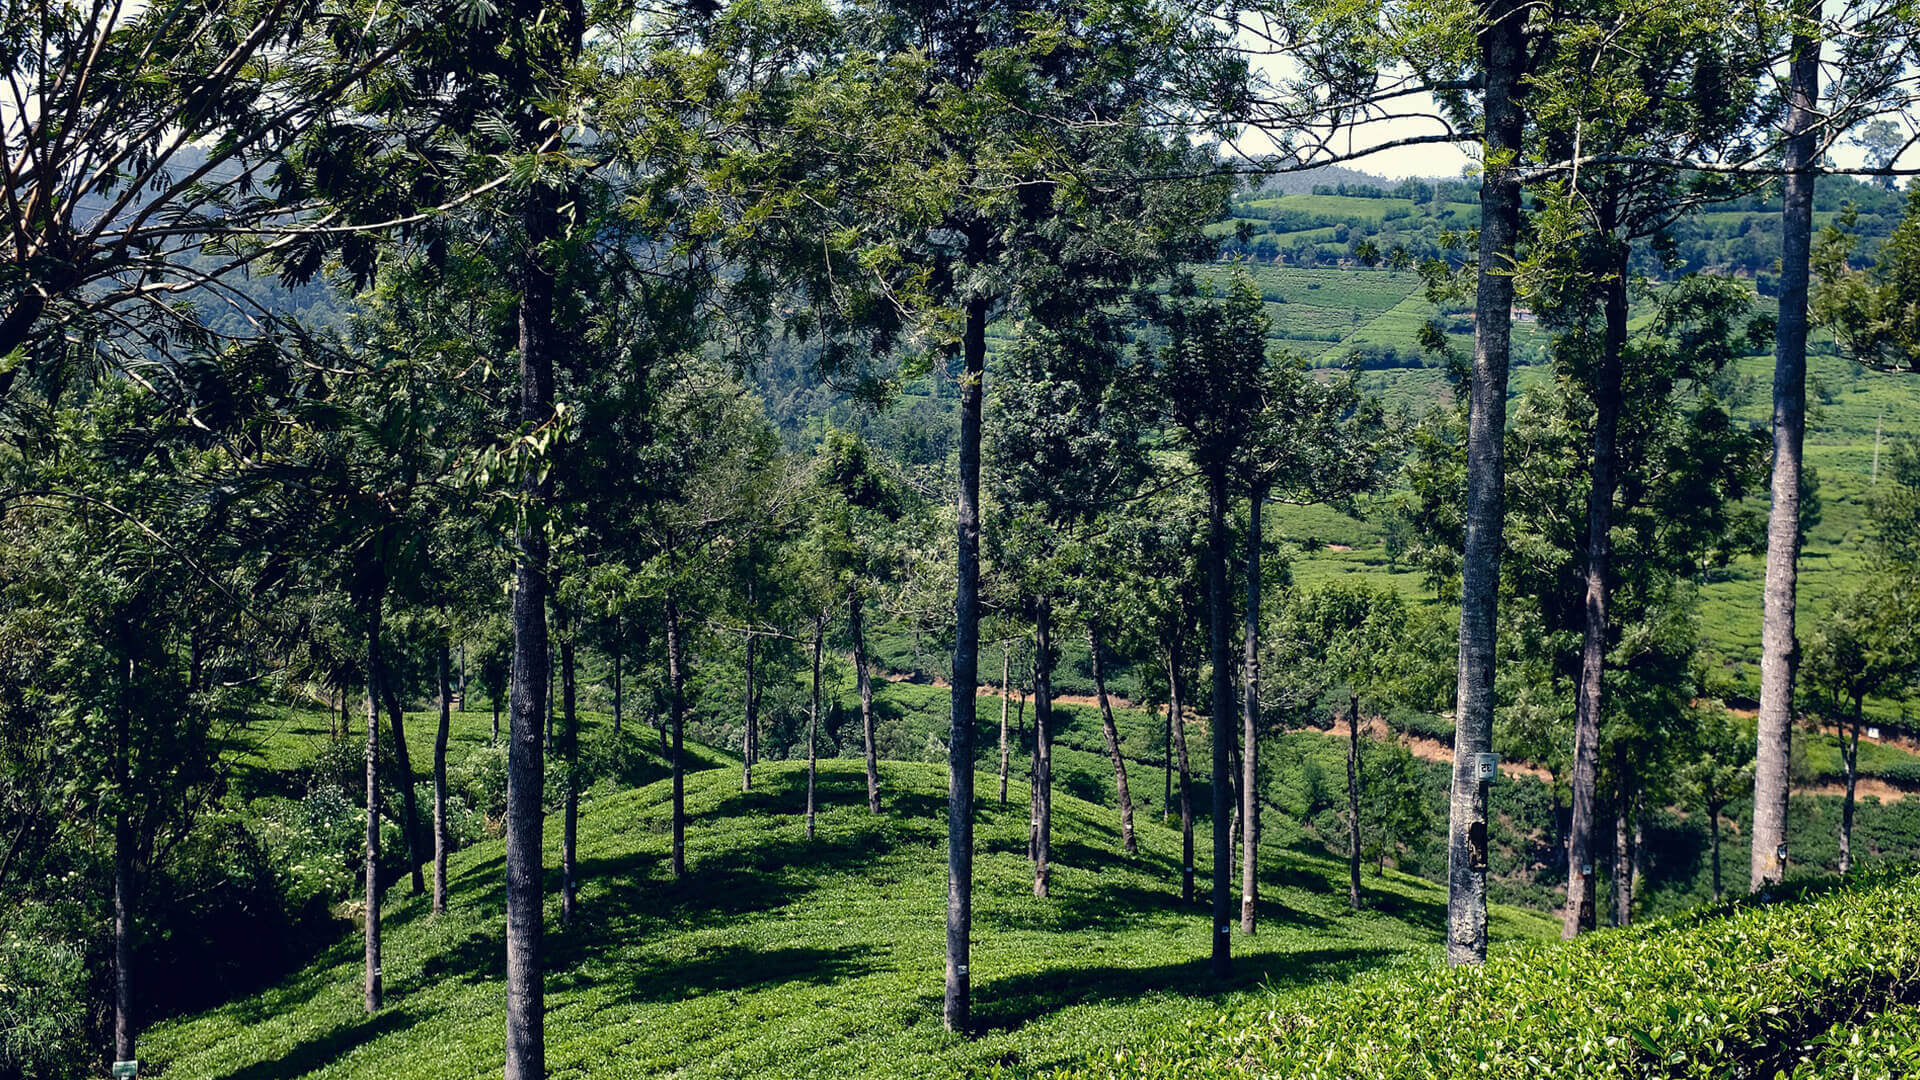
[1045,870,1920,1080]
[0,901,90,1079]
[1359,740,1433,873]
[1814,187,1920,372]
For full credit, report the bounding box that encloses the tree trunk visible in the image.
[434,638,451,916]
[504,47,566,1076]
[612,612,623,736]
[1169,642,1195,904]
[1752,0,1820,893]
[1631,794,1645,910]
[492,696,500,747]
[1206,466,1232,978]
[1448,0,1525,967]
[1348,694,1363,910]
[998,643,1012,806]
[852,593,880,814]
[381,675,425,897]
[560,607,579,925]
[1613,768,1634,927]
[114,657,137,1060]
[945,291,986,1034]
[363,603,383,1014]
[1033,598,1055,898]
[667,599,687,879]
[1241,490,1264,932]
[1163,689,1173,824]
[0,290,49,396]
[807,617,823,840]
[1564,230,1627,940]
[1089,623,1136,856]
[1841,694,1861,873]
[1029,683,1041,864]
[1710,797,1724,901]
[742,606,756,792]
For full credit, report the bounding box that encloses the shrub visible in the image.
[1041,870,1920,1080]
[0,901,91,1080]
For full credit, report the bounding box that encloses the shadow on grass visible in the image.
[554,942,882,1004]
[208,1007,416,1080]
[969,945,1405,1035]
[1357,885,1447,933]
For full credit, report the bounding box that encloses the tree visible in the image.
[1445,0,1532,966]
[1515,0,1773,936]
[1677,705,1755,901]
[1807,584,1915,873]
[988,311,1152,888]
[1361,741,1433,876]
[0,0,459,385]
[802,428,912,817]
[1814,186,1920,372]
[1234,339,1386,931]
[628,363,787,871]
[1272,582,1419,908]
[1853,119,1907,189]
[748,0,1232,1023]
[1126,484,1210,901]
[1159,270,1271,976]
[1752,0,1823,894]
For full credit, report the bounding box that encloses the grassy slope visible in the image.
[146,754,1552,1080]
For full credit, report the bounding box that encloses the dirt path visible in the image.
[881,670,1135,712]
[1300,714,1554,782]
[882,671,1908,799]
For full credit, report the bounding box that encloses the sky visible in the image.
[1233,41,1916,185]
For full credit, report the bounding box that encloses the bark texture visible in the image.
[667,599,687,879]
[1169,644,1195,904]
[853,593,880,814]
[1241,493,1264,932]
[1564,239,1627,939]
[560,610,578,924]
[998,644,1012,806]
[1207,468,1232,978]
[1348,695,1363,910]
[742,596,757,791]
[115,657,137,1059]
[1752,0,1820,891]
[807,618,823,840]
[1840,696,1861,874]
[1089,624,1136,856]
[504,170,558,1079]
[944,294,985,1034]
[1032,599,1055,897]
[364,604,384,1014]
[1447,0,1526,966]
[434,639,451,916]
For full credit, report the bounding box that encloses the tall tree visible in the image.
[802,428,912,816]
[1233,338,1386,931]
[988,311,1152,891]
[1446,0,1532,966]
[747,0,1232,1024]
[1752,0,1823,892]
[1160,271,1271,977]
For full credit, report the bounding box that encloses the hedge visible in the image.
[1035,870,1920,1080]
